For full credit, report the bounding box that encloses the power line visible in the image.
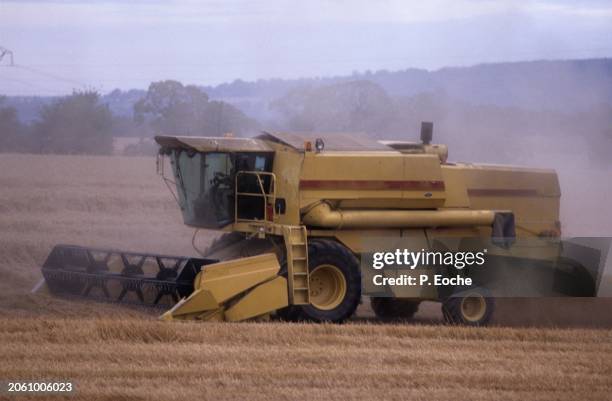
[12,64,88,88]
[0,46,89,91]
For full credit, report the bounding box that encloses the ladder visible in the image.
[282,226,310,305]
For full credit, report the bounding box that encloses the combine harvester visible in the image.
[38,123,603,325]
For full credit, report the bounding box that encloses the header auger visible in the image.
[38,123,571,326]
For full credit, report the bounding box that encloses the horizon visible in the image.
[1,0,612,96]
[1,56,610,98]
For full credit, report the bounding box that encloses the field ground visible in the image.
[1,153,611,400]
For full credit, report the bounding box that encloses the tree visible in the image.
[0,97,25,152]
[34,91,114,154]
[134,80,257,137]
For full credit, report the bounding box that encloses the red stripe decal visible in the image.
[299,180,445,190]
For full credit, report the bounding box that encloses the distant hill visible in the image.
[417,59,612,112]
[203,58,612,117]
[4,58,612,123]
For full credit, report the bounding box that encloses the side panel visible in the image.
[299,152,446,210]
[445,164,561,237]
[440,165,471,208]
[269,143,303,226]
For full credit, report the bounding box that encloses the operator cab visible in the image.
[155,136,274,229]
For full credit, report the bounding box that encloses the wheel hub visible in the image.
[309,264,347,310]
[460,293,487,322]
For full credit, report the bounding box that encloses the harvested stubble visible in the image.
[1,153,611,401]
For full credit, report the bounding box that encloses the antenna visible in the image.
[0,46,14,66]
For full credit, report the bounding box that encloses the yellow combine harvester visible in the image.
[40,123,567,326]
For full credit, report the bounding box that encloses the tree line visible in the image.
[0,80,258,155]
[1,77,611,166]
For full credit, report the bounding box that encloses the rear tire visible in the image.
[441,288,495,326]
[370,298,420,321]
[280,239,361,323]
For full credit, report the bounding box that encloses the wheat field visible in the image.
[1,153,611,401]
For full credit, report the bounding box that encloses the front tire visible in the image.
[281,239,361,323]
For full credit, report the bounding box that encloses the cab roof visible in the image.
[155,132,394,153]
[155,135,273,153]
[257,131,391,151]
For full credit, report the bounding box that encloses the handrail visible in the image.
[234,171,277,224]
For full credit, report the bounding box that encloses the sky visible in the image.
[1,0,611,96]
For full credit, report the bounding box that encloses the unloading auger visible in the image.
[39,123,595,325]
